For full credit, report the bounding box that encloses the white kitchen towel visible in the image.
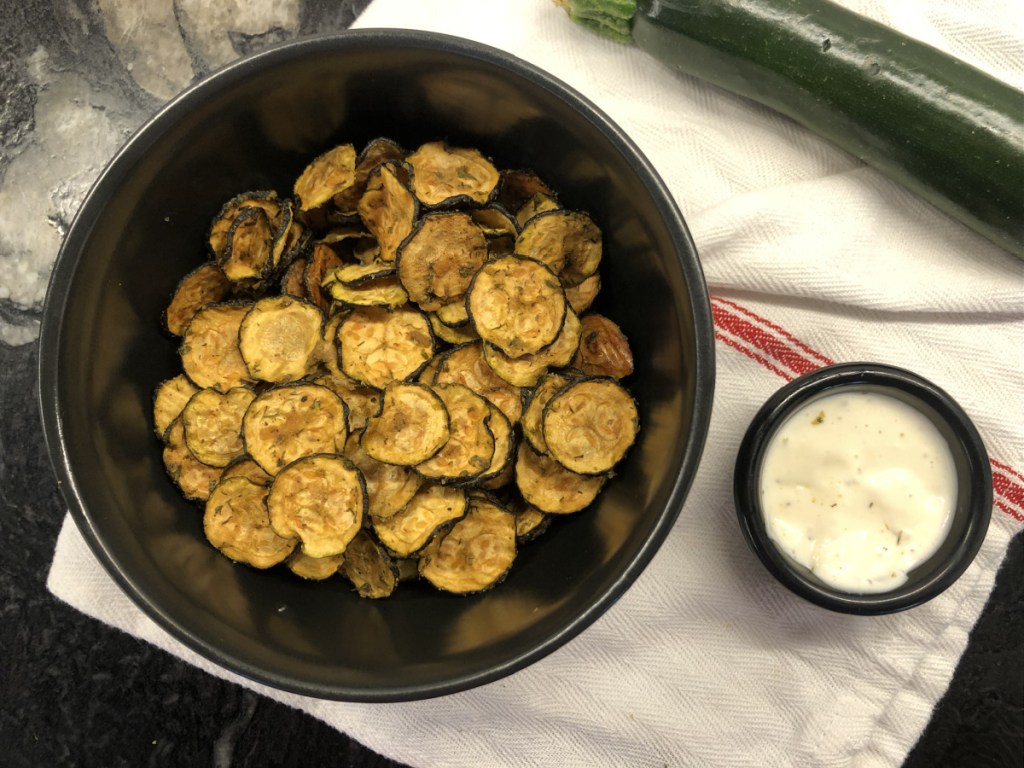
[49,1,1024,766]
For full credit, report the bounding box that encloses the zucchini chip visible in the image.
[220,206,275,288]
[515,442,606,514]
[280,255,310,299]
[372,482,467,557]
[344,430,424,520]
[327,274,409,310]
[242,383,349,475]
[572,313,635,380]
[396,212,488,311]
[164,262,231,337]
[293,143,357,211]
[333,136,407,215]
[521,371,577,454]
[467,255,567,359]
[340,529,400,599]
[434,299,470,328]
[267,454,366,558]
[220,456,273,487]
[418,495,516,594]
[286,549,344,581]
[181,386,256,468]
[406,141,500,207]
[304,243,345,313]
[162,418,224,502]
[542,378,639,475]
[326,260,396,286]
[357,161,417,262]
[311,371,381,432]
[476,400,514,485]
[515,192,561,229]
[433,342,523,424]
[481,307,582,388]
[415,383,495,484]
[153,374,199,441]
[337,306,435,390]
[238,296,324,384]
[205,477,297,568]
[428,313,480,346]
[513,502,551,543]
[496,169,555,215]
[470,205,518,237]
[208,190,284,262]
[514,209,602,286]
[564,271,601,314]
[180,302,254,392]
[361,382,451,466]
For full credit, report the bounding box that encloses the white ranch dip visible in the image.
[759,390,956,594]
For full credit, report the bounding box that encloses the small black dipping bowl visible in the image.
[734,362,991,615]
[38,30,714,700]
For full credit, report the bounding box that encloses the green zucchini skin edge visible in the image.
[559,0,1024,259]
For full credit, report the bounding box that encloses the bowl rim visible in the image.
[37,28,716,699]
[733,361,992,616]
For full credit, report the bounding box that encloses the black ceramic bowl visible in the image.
[734,362,991,615]
[38,30,714,700]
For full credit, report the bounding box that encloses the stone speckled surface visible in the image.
[0,1,1020,766]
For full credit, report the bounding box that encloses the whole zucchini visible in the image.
[555,0,1024,258]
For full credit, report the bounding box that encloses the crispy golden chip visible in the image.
[542,378,639,475]
[204,476,296,568]
[415,383,495,484]
[267,454,366,558]
[564,271,601,314]
[361,382,450,466]
[220,456,273,487]
[358,161,417,263]
[513,502,551,542]
[238,296,324,384]
[293,143,357,211]
[418,495,516,594]
[180,302,254,392]
[470,205,518,237]
[153,374,199,441]
[280,255,310,299]
[328,260,396,286]
[573,313,635,380]
[312,370,381,432]
[220,206,275,287]
[428,313,480,346]
[332,136,407,214]
[396,212,488,311]
[338,305,435,390]
[496,169,555,215]
[327,274,409,309]
[304,243,344,313]
[341,529,400,599]
[181,386,256,467]
[208,190,284,262]
[372,482,467,557]
[434,300,470,328]
[406,141,500,207]
[286,548,344,581]
[515,210,602,285]
[164,263,232,337]
[433,342,523,424]
[515,192,561,229]
[476,401,514,485]
[343,430,424,520]
[163,418,224,502]
[515,442,607,514]
[467,255,566,359]
[242,383,349,475]
[521,371,577,455]
[481,307,581,388]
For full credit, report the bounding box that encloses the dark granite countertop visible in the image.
[1,1,1021,766]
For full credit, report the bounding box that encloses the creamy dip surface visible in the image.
[759,390,957,594]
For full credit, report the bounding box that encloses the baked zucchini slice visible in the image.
[153,374,199,441]
[163,262,232,337]
[513,502,551,543]
[396,212,488,311]
[418,495,516,594]
[207,190,284,262]
[327,260,396,286]
[415,383,495,484]
[514,209,602,287]
[220,456,273,487]
[466,255,567,358]
[514,192,561,229]
[564,271,601,314]
[280,255,310,299]
[428,312,480,346]
[332,136,406,215]
[286,549,344,581]
[520,371,578,454]
[303,243,345,313]
[481,307,581,388]
[434,299,470,328]
[406,141,500,207]
[242,383,349,475]
[238,295,324,384]
[514,441,607,514]
[179,301,254,392]
[371,482,467,557]
[293,143,357,211]
[337,305,435,390]
[476,400,514,485]
[205,476,296,568]
[343,430,424,521]
[220,206,275,289]
[542,377,639,475]
[181,386,256,468]
[433,342,523,424]
[361,382,451,466]
[162,417,224,502]
[267,453,366,558]
[357,161,418,262]
[340,529,400,599]
[470,205,518,237]
[573,313,634,380]
[496,168,555,215]
[311,371,381,432]
[327,274,409,310]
